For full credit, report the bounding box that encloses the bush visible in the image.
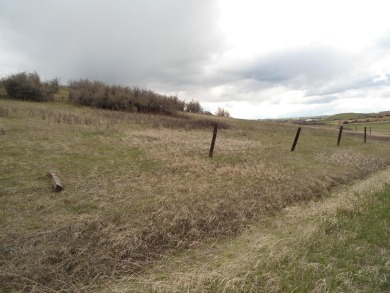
[0,81,6,98]
[185,100,203,113]
[68,79,185,115]
[2,72,59,102]
[42,78,60,100]
[216,107,231,118]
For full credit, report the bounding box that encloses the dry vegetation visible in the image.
[106,166,390,292]
[1,72,59,102]
[67,79,185,115]
[1,98,390,292]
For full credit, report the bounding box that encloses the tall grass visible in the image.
[109,167,390,292]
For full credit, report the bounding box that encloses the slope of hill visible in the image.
[1,98,390,292]
[324,111,390,122]
[324,112,371,121]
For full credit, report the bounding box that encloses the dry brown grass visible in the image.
[1,99,390,292]
[100,167,390,293]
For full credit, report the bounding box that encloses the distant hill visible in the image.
[278,110,390,126]
[323,112,371,121]
[323,111,390,123]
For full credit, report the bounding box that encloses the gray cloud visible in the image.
[1,0,390,118]
[0,0,225,85]
[301,95,339,105]
[241,46,356,88]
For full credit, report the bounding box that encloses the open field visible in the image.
[350,121,390,136]
[1,98,390,292]
[319,121,390,138]
[320,111,390,136]
[304,122,390,140]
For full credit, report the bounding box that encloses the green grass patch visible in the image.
[210,189,390,292]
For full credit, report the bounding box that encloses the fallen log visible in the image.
[48,171,63,192]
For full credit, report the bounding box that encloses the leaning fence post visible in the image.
[291,127,301,152]
[364,127,367,143]
[337,126,343,146]
[209,123,218,158]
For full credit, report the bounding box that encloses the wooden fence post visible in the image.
[291,127,301,152]
[337,126,343,146]
[209,123,218,158]
[364,127,367,143]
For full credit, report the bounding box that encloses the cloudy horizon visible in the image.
[1,0,390,119]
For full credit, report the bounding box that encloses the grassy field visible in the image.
[1,98,390,292]
[320,121,390,137]
[101,167,390,292]
[322,111,390,136]
[352,121,390,136]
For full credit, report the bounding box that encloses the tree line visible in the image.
[1,72,230,117]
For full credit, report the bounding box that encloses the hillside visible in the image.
[324,112,371,121]
[324,111,390,123]
[1,98,390,292]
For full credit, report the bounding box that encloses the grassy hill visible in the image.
[1,97,390,292]
[323,111,390,124]
[324,112,372,121]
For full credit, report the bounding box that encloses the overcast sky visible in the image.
[1,0,390,119]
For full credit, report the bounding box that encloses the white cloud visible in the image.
[218,0,390,54]
[373,71,389,83]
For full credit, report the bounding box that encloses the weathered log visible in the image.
[49,171,63,191]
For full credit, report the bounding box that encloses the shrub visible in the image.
[185,100,203,113]
[2,72,59,102]
[68,79,185,115]
[0,81,6,98]
[216,107,231,118]
[42,77,60,100]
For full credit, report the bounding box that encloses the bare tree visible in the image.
[185,100,203,113]
[216,107,230,118]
